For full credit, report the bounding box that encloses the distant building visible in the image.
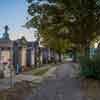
[0,26,52,74]
[13,37,38,71]
[0,25,13,64]
[0,26,38,73]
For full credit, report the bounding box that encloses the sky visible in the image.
[0,0,36,41]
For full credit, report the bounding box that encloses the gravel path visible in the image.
[28,63,85,100]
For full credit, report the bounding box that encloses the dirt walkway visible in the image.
[28,63,85,100]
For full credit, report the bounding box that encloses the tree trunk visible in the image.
[34,47,37,67]
[72,50,77,62]
[37,47,41,67]
[58,53,62,62]
[54,52,57,64]
[34,47,41,67]
[85,46,90,57]
[80,44,90,57]
[71,47,77,62]
[52,50,57,64]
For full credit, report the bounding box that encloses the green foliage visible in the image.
[32,67,50,76]
[25,0,73,54]
[41,36,72,53]
[79,56,95,77]
[93,55,100,76]
[25,0,100,56]
[79,55,100,79]
[20,36,27,48]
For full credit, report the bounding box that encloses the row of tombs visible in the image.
[0,25,61,78]
[0,37,59,77]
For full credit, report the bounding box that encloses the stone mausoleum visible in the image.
[0,26,39,74]
[0,26,53,76]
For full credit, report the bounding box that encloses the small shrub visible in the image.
[93,55,100,78]
[79,55,100,79]
[79,56,95,77]
[32,67,50,76]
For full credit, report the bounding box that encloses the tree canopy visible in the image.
[26,0,100,55]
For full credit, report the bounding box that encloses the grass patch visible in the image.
[32,81,41,88]
[32,67,50,76]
